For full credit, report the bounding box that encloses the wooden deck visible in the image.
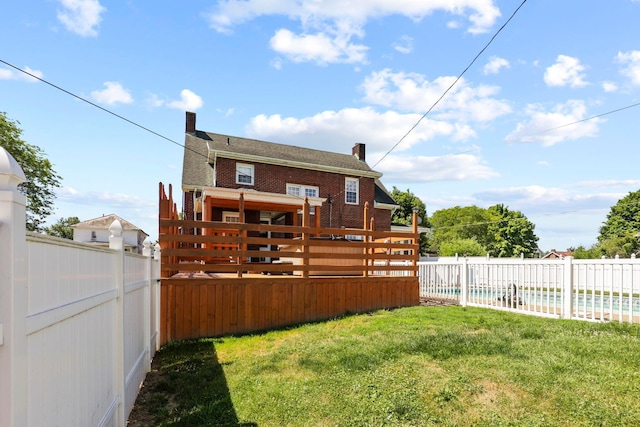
[158,183,421,345]
[160,275,419,344]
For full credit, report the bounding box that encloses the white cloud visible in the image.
[576,179,640,188]
[57,187,155,209]
[616,50,640,86]
[57,0,106,37]
[505,100,601,146]
[483,56,509,75]
[602,81,618,92]
[167,89,204,111]
[393,35,414,54]
[145,93,165,108]
[90,82,134,105]
[376,153,499,183]
[270,57,283,70]
[269,28,367,64]
[360,69,511,122]
[205,0,501,64]
[544,55,589,88]
[473,185,621,215]
[246,106,476,158]
[0,65,43,83]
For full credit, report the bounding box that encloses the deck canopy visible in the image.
[199,187,326,225]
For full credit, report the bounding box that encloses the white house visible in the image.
[72,213,149,254]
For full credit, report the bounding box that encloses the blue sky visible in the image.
[2,0,640,251]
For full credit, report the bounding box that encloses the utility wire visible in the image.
[0,0,632,223]
[0,58,205,159]
[536,101,640,135]
[371,0,528,170]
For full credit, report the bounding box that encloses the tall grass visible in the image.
[129,306,640,426]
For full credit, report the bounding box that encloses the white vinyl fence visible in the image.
[0,148,160,427]
[419,256,640,324]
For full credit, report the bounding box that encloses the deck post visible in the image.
[302,197,310,278]
[238,191,245,278]
[412,208,419,277]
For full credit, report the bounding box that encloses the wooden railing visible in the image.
[159,183,419,279]
[159,219,419,278]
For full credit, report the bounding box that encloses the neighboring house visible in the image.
[181,112,398,232]
[542,248,573,259]
[72,214,149,254]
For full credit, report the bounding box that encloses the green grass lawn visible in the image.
[128,306,640,426]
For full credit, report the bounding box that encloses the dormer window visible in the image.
[236,163,254,185]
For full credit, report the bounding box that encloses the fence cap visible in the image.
[0,147,27,190]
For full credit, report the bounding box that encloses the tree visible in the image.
[390,187,430,254]
[45,216,80,240]
[429,204,539,257]
[598,235,639,258]
[0,112,61,232]
[599,189,640,241]
[429,205,493,252]
[570,244,602,259]
[438,238,486,256]
[486,204,539,258]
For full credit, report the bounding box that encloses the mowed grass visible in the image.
[128,306,640,426]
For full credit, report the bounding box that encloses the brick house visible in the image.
[181,112,397,232]
[542,249,573,259]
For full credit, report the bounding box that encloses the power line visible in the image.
[371,0,528,170]
[0,58,205,159]
[536,101,640,135]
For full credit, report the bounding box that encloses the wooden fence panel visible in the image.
[160,276,418,344]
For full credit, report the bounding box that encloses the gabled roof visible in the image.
[542,249,573,259]
[374,178,397,207]
[72,213,148,236]
[183,130,382,189]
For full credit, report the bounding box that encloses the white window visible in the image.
[236,163,254,185]
[286,184,319,199]
[345,177,359,204]
[223,211,239,223]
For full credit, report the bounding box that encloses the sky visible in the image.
[2,0,640,252]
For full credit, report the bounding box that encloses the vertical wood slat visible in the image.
[160,276,418,344]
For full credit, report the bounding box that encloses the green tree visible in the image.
[390,187,430,254]
[429,205,493,251]
[598,190,640,243]
[570,245,602,259]
[0,112,61,232]
[486,204,539,257]
[598,235,639,258]
[438,238,486,256]
[45,216,80,240]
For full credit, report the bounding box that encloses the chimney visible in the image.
[352,143,365,161]
[186,111,196,134]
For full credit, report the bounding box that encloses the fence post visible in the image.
[0,148,28,427]
[109,220,126,427]
[562,256,574,319]
[143,238,153,371]
[460,257,469,307]
[154,243,161,352]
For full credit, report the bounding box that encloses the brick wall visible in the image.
[184,158,392,231]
